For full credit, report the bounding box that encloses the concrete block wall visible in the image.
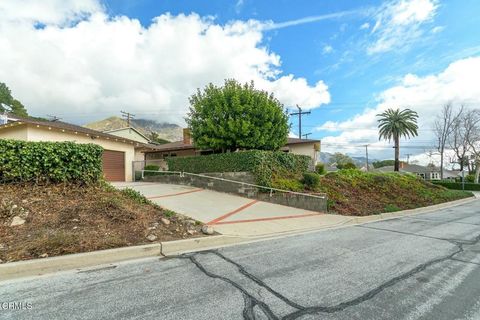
[144,172,327,212]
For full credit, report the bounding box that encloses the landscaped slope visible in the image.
[273,170,473,216]
[0,183,205,263]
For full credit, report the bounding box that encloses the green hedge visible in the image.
[166,150,310,187]
[432,181,480,191]
[0,139,103,184]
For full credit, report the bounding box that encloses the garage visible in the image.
[103,150,125,181]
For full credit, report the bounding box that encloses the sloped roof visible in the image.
[286,137,320,145]
[103,127,151,142]
[1,114,156,149]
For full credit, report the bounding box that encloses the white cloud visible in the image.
[431,25,444,33]
[262,10,361,31]
[317,57,480,158]
[360,22,370,30]
[323,45,333,54]
[367,0,439,54]
[0,0,101,25]
[235,0,244,14]
[0,1,330,124]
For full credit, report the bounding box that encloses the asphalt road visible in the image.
[1,200,480,320]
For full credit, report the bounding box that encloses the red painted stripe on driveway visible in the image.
[207,200,259,225]
[212,212,323,225]
[147,188,204,199]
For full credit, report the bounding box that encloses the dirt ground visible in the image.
[0,182,207,263]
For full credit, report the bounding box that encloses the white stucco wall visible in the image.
[287,142,320,164]
[134,149,145,161]
[0,125,28,140]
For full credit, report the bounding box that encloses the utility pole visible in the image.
[406,153,412,164]
[290,105,310,139]
[121,111,135,127]
[364,144,369,171]
[302,133,312,139]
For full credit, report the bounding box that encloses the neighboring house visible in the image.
[0,115,156,182]
[143,129,321,165]
[103,127,150,144]
[372,163,458,181]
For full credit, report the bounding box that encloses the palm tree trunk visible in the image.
[394,135,400,172]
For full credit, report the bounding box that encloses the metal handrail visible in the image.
[140,170,327,199]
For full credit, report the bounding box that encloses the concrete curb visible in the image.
[160,235,247,256]
[1,196,476,281]
[0,244,161,282]
[351,196,477,224]
[0,235,255,281]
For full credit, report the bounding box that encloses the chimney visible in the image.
[183,128,192,145]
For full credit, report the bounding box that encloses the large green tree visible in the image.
[186,79,289,152]
[0,82,28,117]
[329,152,355,168]
[377,108,419,172]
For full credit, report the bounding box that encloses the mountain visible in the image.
[84,116,183,142]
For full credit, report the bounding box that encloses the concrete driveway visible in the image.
[113,182,349,237]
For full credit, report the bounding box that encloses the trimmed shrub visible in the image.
[466,174,475,183]
[315,163,326,175]
[338,162,356,170]
[0,139,103,184]
[302,172,320,190]
[271,177,304,192]
[431,181,480,191]
[166,150,310,187]
[144,164,160,177]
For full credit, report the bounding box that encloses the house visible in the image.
[372,163,458,181]
[0,115,157,182]
[143,129,321,166]
[103,127,150,144]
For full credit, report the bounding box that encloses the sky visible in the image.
[0,0,480,162]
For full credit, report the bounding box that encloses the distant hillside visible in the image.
[84,116,183,142]
[320,152,378,168]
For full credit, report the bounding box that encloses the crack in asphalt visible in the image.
[179,230,480,319]
[179,253,279,319]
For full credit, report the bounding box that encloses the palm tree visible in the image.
[377,108,419,172]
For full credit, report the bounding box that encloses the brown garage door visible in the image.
[103,150,125,181]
